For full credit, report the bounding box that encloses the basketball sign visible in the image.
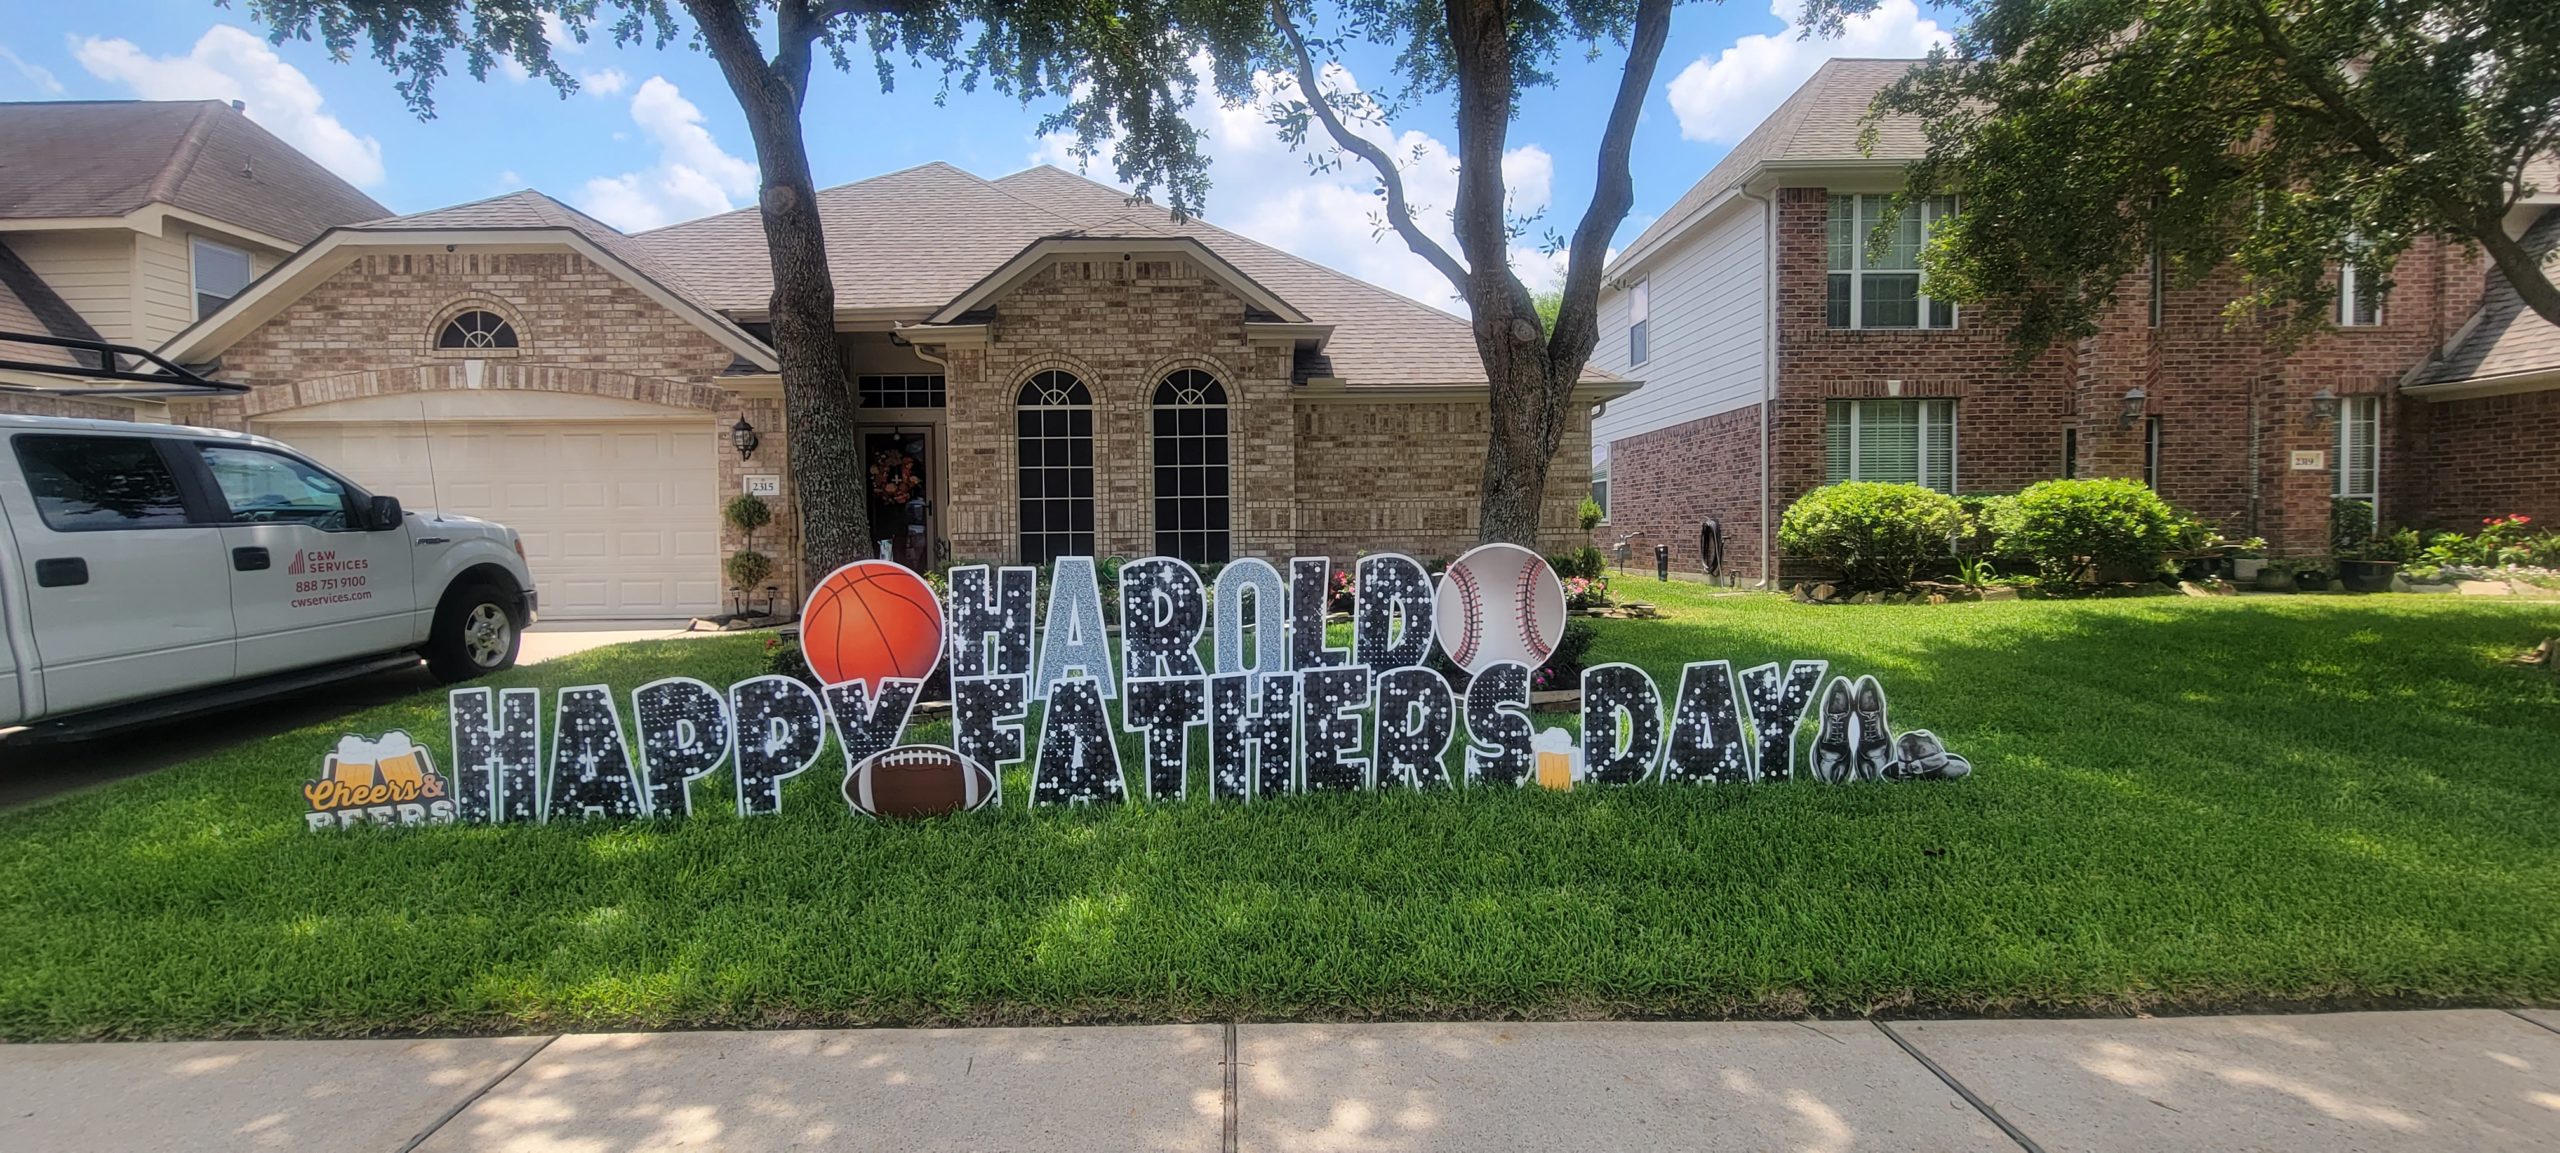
[801,560,945,690]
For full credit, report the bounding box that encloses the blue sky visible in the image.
[0,0,1953,311]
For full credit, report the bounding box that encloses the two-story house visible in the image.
[1591,59,2560,580]
[0,100,388,409]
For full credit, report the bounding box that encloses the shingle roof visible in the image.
[636,162,1090,313]
[988,166,1503,384]
[2415,208,2560,386]
[1613,58,1924,273]
[0,100,387,244]
[351,189,703,309]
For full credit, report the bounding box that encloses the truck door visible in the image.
[2,433,236,716]
[186,443,418,679]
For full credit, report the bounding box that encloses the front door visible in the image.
[187,442,419,678]
[863,427,938,572]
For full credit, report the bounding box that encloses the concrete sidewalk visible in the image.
[4,1010,2555,1152]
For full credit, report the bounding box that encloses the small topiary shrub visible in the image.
[1995,478,2184,582]
[1547,546,1609,581]
[1777,482,1965,590]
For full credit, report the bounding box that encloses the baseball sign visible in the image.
[312,551,1968,831]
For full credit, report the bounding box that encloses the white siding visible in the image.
[7,230,136,344]
[134,228,197,346]
[1590,200,1769,459]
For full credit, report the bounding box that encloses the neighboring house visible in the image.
[0,100,387,409]
[47,147,1619,620]
[1590,59,2560,580]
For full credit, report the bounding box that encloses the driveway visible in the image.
[0,620,705,811]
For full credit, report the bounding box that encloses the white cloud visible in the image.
[1665,0,1948,144]
[541,14,586,54]
[580,67,627,96]
[1035,58,1566,314]
[0,43,63,95]
[73,25,386,187]
[576,76,758,232]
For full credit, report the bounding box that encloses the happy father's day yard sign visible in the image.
[303,545,1968,831]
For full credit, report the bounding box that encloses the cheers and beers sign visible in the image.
[308,545,1968,829]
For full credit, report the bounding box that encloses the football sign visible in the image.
[306,547,1967,830]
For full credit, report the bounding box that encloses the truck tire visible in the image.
[425,581,521,683]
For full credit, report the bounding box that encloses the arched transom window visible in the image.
[1016,369,1095,563]
[436,309,519,350]
[1151,369,1230,563]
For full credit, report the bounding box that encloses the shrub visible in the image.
[722,493,773,536]
[1578,496,1604,533]
[1777,482,1965,589]
[2332,498,2376,556]
[1996,479,2185,582]
[724,549,774,594]
[1548,546,1609,581]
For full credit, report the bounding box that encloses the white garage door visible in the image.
[276,421,722,620]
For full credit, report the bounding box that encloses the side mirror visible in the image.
[366,494,404,531]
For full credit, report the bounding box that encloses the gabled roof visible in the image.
[0,100,388,245]
[160,188,777,371]
[2411,208,2560,391]
[1612,58,1925,276]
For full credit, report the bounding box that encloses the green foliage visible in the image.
[723,549,774,594]
[1777,482,1965,589]
[723,493,773,537]
[1813,0,2560,351]
[1577,495,1604,532]
[1536,291,1564,338]
[1548,546,1609,581]
[2332,498,2377,557]
[7,587,2560,1037]
[1994,479,2185,581]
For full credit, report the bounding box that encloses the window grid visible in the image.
[1826,195,1958,330]
[1628,278,1651,366]
[436,310,519,349]
[1825,399,1957,493]
[2339,263,2384,327]
[192,238,252,320]
[1016,370,1095,563]
[2148,245,2164,328]
[858,374,947,408]
[2143,416,2162,488]
[1151,369,1231,564]
[2335,395,2380,506]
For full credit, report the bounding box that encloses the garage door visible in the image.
[276,421,722,620]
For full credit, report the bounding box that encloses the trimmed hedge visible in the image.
[1994,478,2186,581]
[1777,482,1964,589]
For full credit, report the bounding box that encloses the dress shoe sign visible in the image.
[305,549,1967,830]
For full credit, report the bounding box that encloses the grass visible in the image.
[3,584,2558,1040]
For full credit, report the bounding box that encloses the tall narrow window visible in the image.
[2335,395,2380,506]
[192,237,252,319]
[2147,244,2164,328]
[1628,278,1651,366]
[1016,370,1094,563]
[1591,459,1610,522]
[1151,369,1230,563]
[1826,195,1958,330]
[2339,262,2384,326]
[2142,416,2162,488]
[2063,427,2079,479]
[1825,399,1956,492]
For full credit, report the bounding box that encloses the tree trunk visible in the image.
[684,0,868,585]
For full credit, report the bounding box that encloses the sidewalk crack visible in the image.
[1871,1019,2045,1153]
[1223,1021,1239,1153]
[398,1034,559,1153]
[2506,1008,2560,1037]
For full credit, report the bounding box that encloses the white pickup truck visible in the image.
[0,415,536,737]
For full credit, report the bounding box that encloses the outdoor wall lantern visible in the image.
[731,416,761,460]
[2308,388,2341,428]
[2118,387,2147,428]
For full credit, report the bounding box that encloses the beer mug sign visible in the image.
[305,732,456,831]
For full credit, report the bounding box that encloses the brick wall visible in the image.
[0,392,137,420]
[923,255,1590,565]
[1604,404,1765,580]
[2394,387,2560,528]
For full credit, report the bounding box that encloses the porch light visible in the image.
[2118,387,2147,429]
[730,416,761,460]
[2307,388,2340,428]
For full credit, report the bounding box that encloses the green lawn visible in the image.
[4,584,2558,1040]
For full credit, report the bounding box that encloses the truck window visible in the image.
[12,435,193,531]
[198,446,354,530]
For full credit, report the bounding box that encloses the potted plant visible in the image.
[2229,537,2270,583]
[2332,498,2398,592]
[2255,558,2298,592]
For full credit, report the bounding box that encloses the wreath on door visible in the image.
[869,448,921,505]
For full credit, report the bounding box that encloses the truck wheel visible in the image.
[426,582,521,683]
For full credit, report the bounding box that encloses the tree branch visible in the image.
[1551,0,1671,366]
[1269,0,1472,300]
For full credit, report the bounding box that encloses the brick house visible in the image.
[2,101,1620,620]
[1590,59,2560,580]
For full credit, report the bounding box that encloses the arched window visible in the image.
[435,309,518,350]
[1151,369,1230,563]
[1016,370,1094,563]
